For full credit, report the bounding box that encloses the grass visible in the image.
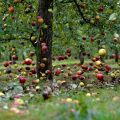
[0,58,119,69]
[0,59,120,120]
[0,86,120,120]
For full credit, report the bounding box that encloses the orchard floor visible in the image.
[0,87,120,120]
[0,59,120,120]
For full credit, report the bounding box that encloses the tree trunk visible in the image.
[115,47,119,63]
[79,45,85,65]
[36,0,53,80]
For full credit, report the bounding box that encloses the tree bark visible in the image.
[36,0,53,80]
[115,47,119,63]
[79,44,85,65]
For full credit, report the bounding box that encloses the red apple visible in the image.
[19,76,26,84]
[12,55,18,60]
[8,6,14,13]
[81,65,88,70]
[98,5,104,12]
[4,62,9,67]
[64,56,68,60]
[62,64,67,67]
[31,21,36,26]
[76,71,83,75]
[79,76,85,80]
[30,68,36,74]
[9,61,12,65]
[105,65,111,72]
[67,52,71,57]
[24,58,32,65]
[95,56,100,61]
[41,42,47,46]
[29,52,35,57]
[72,75,78,81]
[66,49,71,53]
[96,73,104,81]
[12,16,15,20]
[42,45,48,53]
[54,69,61,76]
[18,68,22,72]
[29,72,33,76]
[46,70,51,74]
[90,36,95,42]
[88,67,93,71]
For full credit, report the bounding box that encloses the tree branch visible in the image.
[73,0,90,24]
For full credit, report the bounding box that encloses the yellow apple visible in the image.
[36,86,40,90]
[37,16,44,24]
[86,93,91,97]
[0,92,4,96]
[80,82,84,87]
[98,49,107,56]
[66,98,72,102]
[95,60,102,66]
[31,36,36,41]
[35,79,40,83]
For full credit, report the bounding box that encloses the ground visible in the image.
[0,86,120,120]
[0,59,120,120]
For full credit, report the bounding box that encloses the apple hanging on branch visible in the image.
[37,16,44,24]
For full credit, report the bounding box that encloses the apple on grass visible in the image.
[32,79,40,84]
[95,60,102,66]
[79,76,85,80]
[4,62,9,67]
[8,6,14,13]
[105,64,111,72]
[96,73,104,81]
[24,58,32,65]
[30,68,36,74]
[72,75,78,81]
[54,69,61,76]
[66,48,71,53]
[99,49,107,56]
[12,55,18,60]
[81,65,88,70]
[29,52,35,57]
[19,76,26,84]
[76,71,83,75]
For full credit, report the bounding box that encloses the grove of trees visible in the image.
[0,0,120,119]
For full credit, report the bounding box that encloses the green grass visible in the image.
[0,59,120,120]
[0,58,118,69]
[0,86,120,120]
[53,59,79,66]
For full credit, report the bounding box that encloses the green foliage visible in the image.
[0,0,120,60]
